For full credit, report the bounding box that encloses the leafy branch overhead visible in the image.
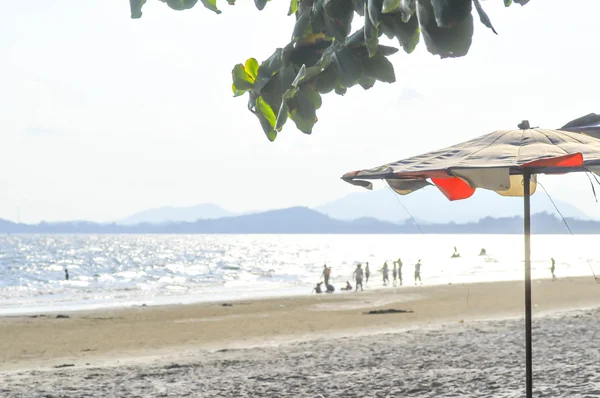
[131,0,529,141]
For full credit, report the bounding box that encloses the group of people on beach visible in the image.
[313,250,559,294]
[313,259,422,294]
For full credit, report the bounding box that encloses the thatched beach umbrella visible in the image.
[341,122,600,398]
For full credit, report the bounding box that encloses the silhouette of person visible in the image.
[380,262,389,286]
[353,264,364,292]
[392,262,398,286]
[313,282,323,294]
[65,269,69,281]
[550,258,556,280]
[397,258,403,285]
[321,264,331,286]
[365,262,370,284]
[414,260,422,284]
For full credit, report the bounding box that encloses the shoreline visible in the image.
[0,272,592,318]
[1,276,599,373]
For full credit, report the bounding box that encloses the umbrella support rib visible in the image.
[524,172,533,398]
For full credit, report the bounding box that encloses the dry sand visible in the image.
[1,277,600,397]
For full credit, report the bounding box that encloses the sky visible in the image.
[1,0,600,223]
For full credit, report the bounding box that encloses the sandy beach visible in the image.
[1,277,600,397]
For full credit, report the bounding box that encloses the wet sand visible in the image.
[1,277,599,397]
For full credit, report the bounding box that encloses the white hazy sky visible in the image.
[2,0,600,223]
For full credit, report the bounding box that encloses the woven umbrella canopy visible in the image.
[341,123,600,398]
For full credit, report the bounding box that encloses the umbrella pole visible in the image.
[523,172,533,398]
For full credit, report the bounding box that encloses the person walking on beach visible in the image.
[414,260,422,285]
[550,257,556,280]
[321,264,331,286]
[365,262,370,284]
[397,258,403,286]
[64,269,69,281]
[353,264,364,292]
[380,262,390,286]
[392,262,398,286]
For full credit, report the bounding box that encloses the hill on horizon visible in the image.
[118,203,234,225]
[1,207,599,234]
[315,187,592,224]
[113,187,592,226]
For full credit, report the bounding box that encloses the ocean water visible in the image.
[0,234,599,315]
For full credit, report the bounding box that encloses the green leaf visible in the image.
[257,50,282,79]
[429,0,472,28]
[417,0,473,58]
[245,58,259,81]
[382,0,401,14]
[292,12,312,41]
[201,0,222,14]
[256,96,276,127]
[305,87,323,110]
[513,0,529,5]
[398,0,415,22]
[256,96,277,138]
[377,45,399,56]
[358,76,376,90]
[364,10,379,57]
[333,47,363,87]
[130,0,147,18]
[275,101,289,131]
[292,64,307,87]
[288,0,298,15]
[294,89,317,122]
[381,11,420,54]
[232,63,256,92]
[335,85,347,95]
[324,0,355,41]
[260,73,283,117]
[473,0,497,34]
[310,0,327,34]
[362,53,395,83]
[253,49,283,93]
[312,65,339,94]
[232,83,246,97]
[504,0,512,6]
[279,65,297,94]
[304,44,338,81]
[257,112,277,141]
[290,109,317,135]
[161,0,199,11]
[351,0,365,15]
[365,0,384,57]
[367,0,383,27]
[255,0,268,11]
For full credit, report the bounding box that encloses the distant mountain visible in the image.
[118,203,234,225]
[315,188,592,224]
[1,208,600,234]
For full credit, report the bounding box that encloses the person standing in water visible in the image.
[550,258,556,280]
[64,269,69,281]
[353,264,364,292]
[380,262,390,286]
[392,262,398,286]
[365,262,370,284]
[321,264,331,286]
[414,260,422,284]
[397,258,403,286]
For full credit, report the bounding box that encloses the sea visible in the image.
[0,234,598,316]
